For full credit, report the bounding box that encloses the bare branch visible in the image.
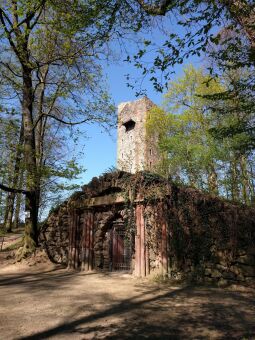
[33,112,91,129]
[30,2,45,30]
[0,7,13,28]
[0,61,22,77]
[0,8,20,58]
[0,183,28,195]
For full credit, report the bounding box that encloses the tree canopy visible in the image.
[147,65,255,204]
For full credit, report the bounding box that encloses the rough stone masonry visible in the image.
[117,97,159,173]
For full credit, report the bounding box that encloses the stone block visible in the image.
[237,249,247,256]
[205,268,212,276]
[222,271,236,280]
[247,247,255,256]
[231,264,255,278]
[218,278,228,287]
[237,264,255,277]
[219,258,229,267]
[216,263,228,271]
[236,254,255,265]
[230,265,241,276]
[211,269,222,278]
[205,268,221,278]
[204,277,214,283]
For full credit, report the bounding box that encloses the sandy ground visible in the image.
[0,232,23,251]
[0,239,255,339]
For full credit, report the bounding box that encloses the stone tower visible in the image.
[117,97,159,173]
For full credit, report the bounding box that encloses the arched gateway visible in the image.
[43,171,169,277]
[63,171,166,276]
[69,209,133,272]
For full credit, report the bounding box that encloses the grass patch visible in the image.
[0,229,6,236]
[3,239,23,251]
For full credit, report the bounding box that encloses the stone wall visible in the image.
[162,184,255,286]
[41,202,70,264]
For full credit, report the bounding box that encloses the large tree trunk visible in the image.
[17,66,39,258]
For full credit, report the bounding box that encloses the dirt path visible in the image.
[0,231,23,251]
[0,262,255,340]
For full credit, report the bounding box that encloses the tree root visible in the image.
[16,239,36,261]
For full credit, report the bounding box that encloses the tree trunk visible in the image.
[207,164,219,195]
[3,156,15,231]
[230,159,240,201]
[13,171,23,229]
[3,122,24,232]
[34,66,49,226]
[239,155,251,205]
[0,173,5,211]
[4,193,15,232]
[18,66,39,257]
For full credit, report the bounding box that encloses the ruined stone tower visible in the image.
[117,97,159,173]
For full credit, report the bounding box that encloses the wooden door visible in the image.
[111,224,131,271]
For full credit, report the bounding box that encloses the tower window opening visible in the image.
[149,148,152,155]
[123,119,135,132]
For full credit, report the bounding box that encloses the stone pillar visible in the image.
[89,211,94,271]
[81,210,87,271]
[82,210,94,271]
[160,203,168,275]
[135,205,141,277]
[74,213,80,269]
[68,208,78,269]
[67,209,73,269]
[135,204,147,277]
[140,205,146,277]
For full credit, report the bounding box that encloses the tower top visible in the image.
[118,96,155,122]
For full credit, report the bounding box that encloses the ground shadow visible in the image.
[15,281,255,340]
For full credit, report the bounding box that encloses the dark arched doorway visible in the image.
[100,213,132,272]
[109,220,132,271]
